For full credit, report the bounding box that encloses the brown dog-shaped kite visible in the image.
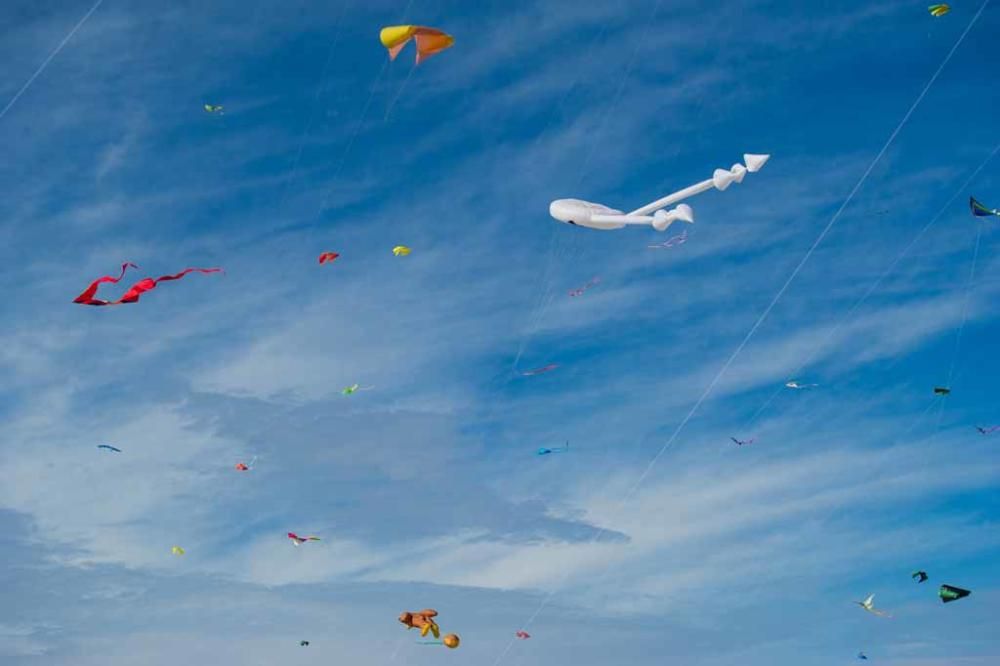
[399,609,440,638]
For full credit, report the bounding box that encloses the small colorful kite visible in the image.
[856,594,891,618]
[400,609,440,638]
[235,456,257,472]
[392,245,411,256]
[97,444,122,453]
[970,196,1000,217]
[171,546,185,556]
[928,4,951,16]
[342,383,373,395]
[730,437,755,447]
[515,631,531,640]
[912,570,929,583]
[939,584,971,603]
[318,252,340,264]
[203,104,224,114]
[380,26,454,64]
[287,532,321,546]
[648,230,688,249]
[785,380,818,389]
[522,363,558,377]
[73,263,222,306]
[976,426,999,435]
[569,277,600,297]
[934,387,951,396]
[300,641,310,647]
[537,442,569,456]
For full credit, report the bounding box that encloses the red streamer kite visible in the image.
[73,263,222,306]
[318,252,339,264]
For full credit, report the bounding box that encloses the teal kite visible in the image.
[970,197,1000,218]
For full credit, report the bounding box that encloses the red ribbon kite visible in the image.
[318,252,340,265]
[73,263,222,306]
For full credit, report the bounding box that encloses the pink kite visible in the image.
[287,532,321,546]
[73,263,222,306]
[522,364,558,377]
[515,631,531,640]
[318,252,340,264]
[569,277,600,298]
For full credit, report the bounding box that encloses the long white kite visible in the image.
[549,153,770,232]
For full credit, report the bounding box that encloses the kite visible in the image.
[934,387,951,396]
[287,533,321,546]
[928,4,950,16]
[569,277,600,297]
[939,584,971,603]
[342,383,373,395]
[318,252,340,264]
[785,380,817,389]
[730,437,754,447]
[235,456,257,472]
[648,231,688,249]
[537,442,569,455]
[912,570,929,583]
[73,263,222,306]
[300,641,310,647]
[522,364,558,377]
[203,104,224,114]
[399,609,440,638]
[171,546,185,556]
[380,26,454,65]
[550,154,769,232]
[392,245,411,256]
[976,426,999,435]
[970,197,1000,217]
[97,444,122,453]
[856,594,891,617]
[515,631,531,640]
[857,653,868,661]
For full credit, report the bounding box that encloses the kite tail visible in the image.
[73,262,138,305]
[115,268,223,304]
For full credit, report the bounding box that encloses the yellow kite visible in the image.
[380,26,454,64]
[392,245,411,256]
[171,546,185,556]
[928,3,950,16]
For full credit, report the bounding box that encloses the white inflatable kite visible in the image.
[549,154,770,232]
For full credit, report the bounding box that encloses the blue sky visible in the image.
[1,0,999,663]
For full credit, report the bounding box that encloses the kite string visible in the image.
[0,0,105,122]
[741,139,1000,435]
[490,4,990,663]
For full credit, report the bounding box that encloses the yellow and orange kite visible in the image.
[380,26,454,64]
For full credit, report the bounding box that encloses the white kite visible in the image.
[548,154,770,232]
[785,380,818,390]
[856,594,891,618]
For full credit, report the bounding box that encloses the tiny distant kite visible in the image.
[73,263,222,306]
[287,532,321,546]
[380,26,454,65]
[648,230,688,249]
[522,363,558,377]
[856,594,891,618]
[515,631,531,640]
[568,277,600,297]
[342,383,373,395]
[203,104,224,114]
[392,245,411,256]
[970,196,1000,217]
[785,380,817,389]
[976,426,999,435]
[235,456,257,472]
[400,609,440,638]
[857,653,868,661]
[97,444,122,453]
[928,4,951,16]
[300,641,310,647]
[939,584,971,603]
[171,546,185,556]
[730,437,754,447]
[318,252,340,264]
[912,570,929,583]
[537,442,569,456]
[933,387,951,396]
